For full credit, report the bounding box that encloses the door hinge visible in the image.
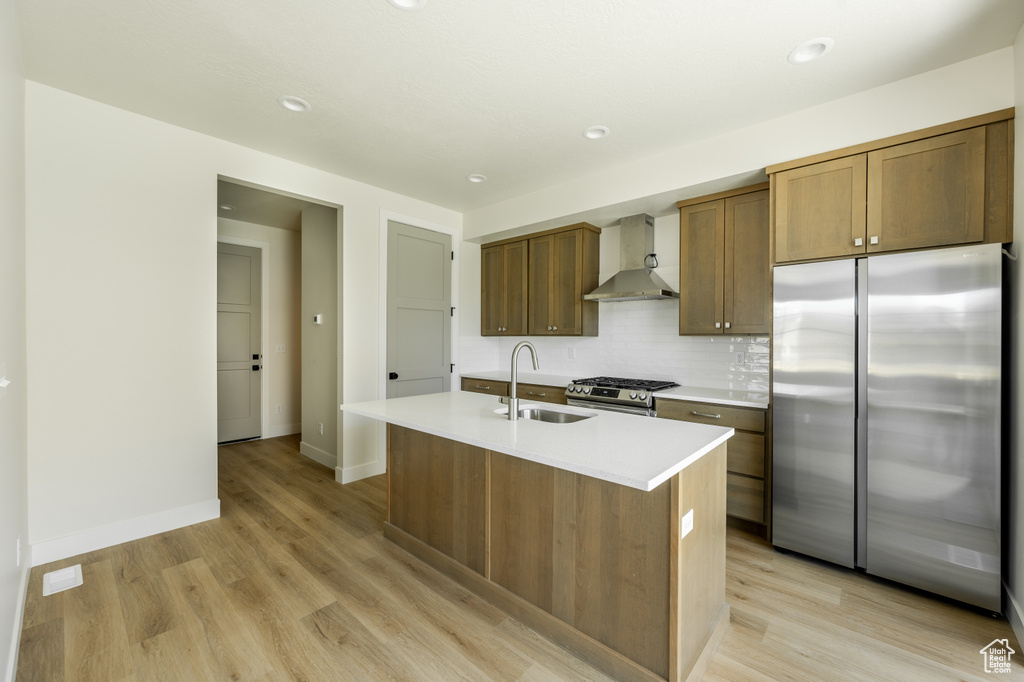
[450,364,454,373]
[451,251,454,261]
[451,306,455,317]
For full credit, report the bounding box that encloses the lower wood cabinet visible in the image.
[656,398,770,528]
[460,377,567,405]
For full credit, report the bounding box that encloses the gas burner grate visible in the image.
[573,377,679,392]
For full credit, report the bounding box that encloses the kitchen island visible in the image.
[342,391,733,681]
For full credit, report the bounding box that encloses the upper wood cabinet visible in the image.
[481,240,528,336]
[481,223,600,337]
[528,227,600,336]
[678,186,770,335]
[770,110,1013,264]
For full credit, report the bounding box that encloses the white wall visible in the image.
[0,0,28,676]
[1006,26,1024,647]
[24,82,461,563]
[463,48,1016,240]
[300,204,339,467]
[217,218,301,438]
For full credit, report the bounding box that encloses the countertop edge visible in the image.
[342,401,733,491]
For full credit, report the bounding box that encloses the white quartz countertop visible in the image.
[460,371,769,409]
[341,391,733,492]
[460,370,576,388]
[654,386,769,410]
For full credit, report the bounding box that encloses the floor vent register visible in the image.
[42,564,83,596]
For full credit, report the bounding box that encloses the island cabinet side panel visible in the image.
[489,452,672,679]
[387,425,488,575]
[670,441,728,682]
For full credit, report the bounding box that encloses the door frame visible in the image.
[376,210,460,472]
[217,235,271,440]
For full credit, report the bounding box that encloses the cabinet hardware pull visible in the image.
[552,326,557,331]
[475,385,490,390]
[854,237,863,247]
[547,325,552,330]
[691,411,721,419]
[715,322,721,329]
[527,391,546,397]
[870,236,879,245]
[725,322,731,329]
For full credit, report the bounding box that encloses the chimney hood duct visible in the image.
[583,214,679,302]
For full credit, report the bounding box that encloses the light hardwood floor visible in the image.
[15,435,1022,681]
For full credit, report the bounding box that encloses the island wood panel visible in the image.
[387,425,488,575]
[866,127,986,253]
[489,451,672,679]
[671,442,728,681]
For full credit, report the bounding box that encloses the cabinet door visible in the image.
[774,155,867,263]
[724,190,770,334]
[503,241,529,335]
[679,200,725,335]
[527,235,553,335]
[549,230,584,335]
[866,127,986,253]
[481,245,504,335]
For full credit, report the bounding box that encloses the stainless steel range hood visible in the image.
[583,213,679,302]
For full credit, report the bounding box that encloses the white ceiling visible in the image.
[16,0,1024,214]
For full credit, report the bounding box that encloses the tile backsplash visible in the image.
[460,299,769,392]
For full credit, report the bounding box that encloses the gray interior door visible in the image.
[217,242,262,442]
[386,222,452,399]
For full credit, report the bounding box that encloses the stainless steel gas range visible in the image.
[565,376,679,417]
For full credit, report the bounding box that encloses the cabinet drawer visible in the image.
[515,383,568,405]
[656,399,765,433]
[728,431,765,478]
[726,474,764,523]
[461,377,509,396]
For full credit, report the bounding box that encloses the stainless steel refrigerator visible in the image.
[772,243,1002,611]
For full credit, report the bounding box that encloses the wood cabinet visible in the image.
[460,376,509,396]
[481,240,528,335]
[656,398,770,528]
[677,185,770,335]
[481,223,600,337]
[770,111,1014,264]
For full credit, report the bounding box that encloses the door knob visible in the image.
[388,372,398,380]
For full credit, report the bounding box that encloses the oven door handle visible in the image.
[566,398,653,417]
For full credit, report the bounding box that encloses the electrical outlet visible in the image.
[276,344,286,353]
[681,509,694,539]
[276,405,283,414]
[16,537,20,567]
[734,351,745,365]
[567,345,576,359]
[318,422,324,435]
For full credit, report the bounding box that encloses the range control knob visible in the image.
[639,392,647,401]
[583,387,591,394]
[630,391,637,400]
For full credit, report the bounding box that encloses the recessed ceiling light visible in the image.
[467,174,487,183]
[277,95,312,113]
[387,0,428,10]
[583,126,609,140]
[787,37,835,64]
[219,204,235,211]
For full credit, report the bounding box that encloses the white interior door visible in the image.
[217,242,262,442]
[387,221,452,398]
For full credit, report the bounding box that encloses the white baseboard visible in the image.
[4,561,30,682]
[338,457,385,484]
[1006,583,1024,650]
[299,441,337,469]
[30,499,220,568]
[265,423,300,439]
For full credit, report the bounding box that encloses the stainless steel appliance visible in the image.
[566,376,679,416]
[772,243,1003,611]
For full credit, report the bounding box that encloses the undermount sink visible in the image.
[496,406,595,423]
